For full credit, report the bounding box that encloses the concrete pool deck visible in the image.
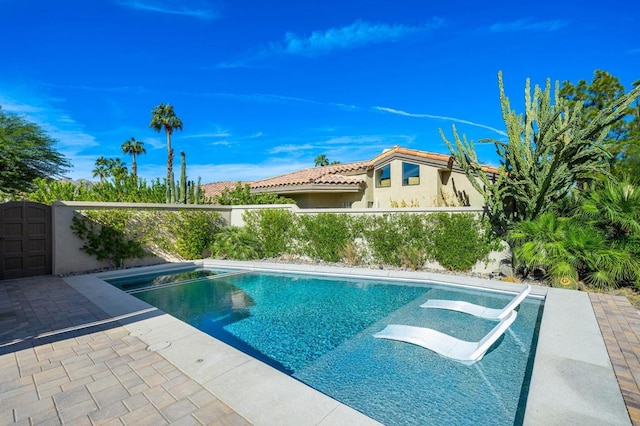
[0,260,637,425]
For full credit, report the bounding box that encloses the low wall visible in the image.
[51,202,507,276]
[51,202,233,275]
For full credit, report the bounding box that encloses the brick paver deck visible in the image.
[590,293,640,425]
[0,276,249,425]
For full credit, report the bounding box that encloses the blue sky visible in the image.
[1,0,638,183]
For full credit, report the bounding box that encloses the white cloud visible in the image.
[321,134,413,146]
[268,144,315,154]
[0,98,43,113]
[142,136,166,150]
[0,94,100,151]
[182,130,231,139]
[268,18,444,57]
[115,0,219,20]
[374,106,507,137]
[490,19,567,33]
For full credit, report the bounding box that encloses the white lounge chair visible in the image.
[373,310,518,364]
[420,285,531,321]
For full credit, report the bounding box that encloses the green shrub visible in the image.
[509,211,640,289]
[214,182,295,205]
[211,226,263,260]
[399,246,427,270]
[244,209,296,258]
[363,215,404,265]
[27,176,167,204]
[165,210,224,260]
[298,213,352,262]
[363,214,432,266]
[430,213,499,271]
[71,210,145,268]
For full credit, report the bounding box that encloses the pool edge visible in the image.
[71,260,630,425]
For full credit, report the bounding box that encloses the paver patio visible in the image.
[590,293,640,425]
[0,276,249,425]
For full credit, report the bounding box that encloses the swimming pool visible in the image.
[106,268,543,425]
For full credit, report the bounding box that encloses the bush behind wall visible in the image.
[71,209,224,266]
[235,210,500,272]
[71,208,500,273]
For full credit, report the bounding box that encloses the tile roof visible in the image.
[372,146,500,174]
[202,147,499,193]
[200,181,248,199]
[371,146,452,164]
[251,161,370,189]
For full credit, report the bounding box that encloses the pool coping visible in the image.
[67,260,631,425]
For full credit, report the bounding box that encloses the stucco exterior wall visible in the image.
[438,170,487,207]
[370,160,487,208]
[292,192,367,209]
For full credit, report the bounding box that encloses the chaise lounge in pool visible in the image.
[420,284,531,320]
[374,308,518,364]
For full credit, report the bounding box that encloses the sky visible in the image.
[1,0,639,184]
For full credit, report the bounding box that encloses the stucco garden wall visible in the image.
[51,202,233,275]
[52,202,507,276]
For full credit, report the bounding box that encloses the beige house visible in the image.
[248,146,498,208]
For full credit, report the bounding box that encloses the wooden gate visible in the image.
[0,202,52,280]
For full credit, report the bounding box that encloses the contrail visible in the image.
[374,106,507,137]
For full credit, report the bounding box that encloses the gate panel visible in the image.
[0,202,52,279]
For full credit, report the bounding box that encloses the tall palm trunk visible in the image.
[131,153,138,178]
[166,130,174,203]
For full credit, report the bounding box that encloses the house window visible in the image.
[402,162,420,185]
[376,165,391,187]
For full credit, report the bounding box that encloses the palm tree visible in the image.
[580,177,640,240]
[149,103,183,202]
[92,156,110,183]
[107,158,128,183]
[314,154,329,167]
[121,137,146,179]
[508,210,640,289]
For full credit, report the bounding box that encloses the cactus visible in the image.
[178,151,187,204]
[194,177,202,204]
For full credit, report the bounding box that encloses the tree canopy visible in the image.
[560,70,640,177]
[314,154,340,167]
[121,137,146,178]
[0,107,70,197]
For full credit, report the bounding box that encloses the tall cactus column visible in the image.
[179,151,187,204]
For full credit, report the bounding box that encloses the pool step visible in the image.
[126,270,252,294]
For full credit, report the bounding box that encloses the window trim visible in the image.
[376,164,391,188]
[402,162,420,186]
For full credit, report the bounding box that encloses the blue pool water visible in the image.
[107,270,543,425]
